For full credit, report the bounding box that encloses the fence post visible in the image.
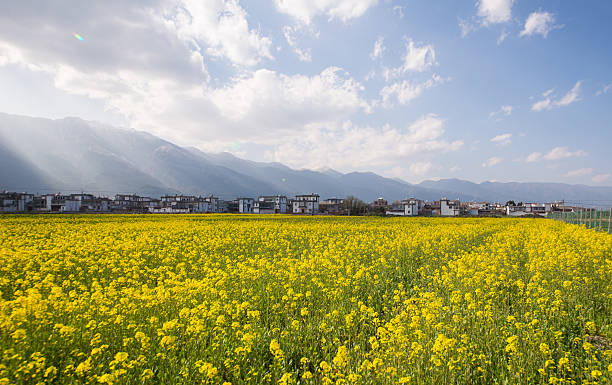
[589,208,592,229]
[598,209,602,231]
[608,208,611,234]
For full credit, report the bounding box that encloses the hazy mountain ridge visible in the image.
[1,113,610,203]
[419,178,612,203]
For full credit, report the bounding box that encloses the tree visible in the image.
[343,196,368,216]
[505,200,516,207]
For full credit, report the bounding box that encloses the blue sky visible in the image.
[0,0,610,185]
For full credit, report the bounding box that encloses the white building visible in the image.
[505,203,552,217]
[254,195,288,214]
[293,194,319,215]
[404,198,424,216]
[440,198,461,216]
[0,192,34,212]
[386,198,424,216]
[238,198,254,213]
[202,196,220,213]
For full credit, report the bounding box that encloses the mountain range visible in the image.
[1,112,611,204]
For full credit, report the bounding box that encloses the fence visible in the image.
[548,203,612,234]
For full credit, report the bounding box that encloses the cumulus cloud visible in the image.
[460,0,513,38]
[382,38,437,80]
[0,0,463,178]
[400,38,437,73]
[370,37,385,60]
[172,0,274,66]
[273,0,379,24]
[482,156,502,167]
[268,114,463,171]
[0,1,211,81]
[565,168,593,177]
[283,26,312,62]
[520,11,560,38]
[379,75,445,107]
[477,0,514,26]
[532,82,582,111]
[526,147,587,162]
[489,105,513,119]
[0,1,379,150]
[209,67,369,136]
[490,133,512,146]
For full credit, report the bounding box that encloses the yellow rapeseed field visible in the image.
[0,215,611,385]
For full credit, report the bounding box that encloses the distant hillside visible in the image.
[1,112,611,203]
[419,178,612,203]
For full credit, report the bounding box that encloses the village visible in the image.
[0,190,576,217]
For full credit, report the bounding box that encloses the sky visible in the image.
[0,0,610,185]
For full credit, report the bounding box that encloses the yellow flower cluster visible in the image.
[0,214,610,384]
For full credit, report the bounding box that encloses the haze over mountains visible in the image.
[1,112,611,204]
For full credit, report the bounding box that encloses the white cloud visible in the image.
[461,0,513,37]
[381,38,438,81]
[526,146,587,162]
[478,0,514,26]
[409,161,433,176]
[520,11,560,38]
[556,82,582,107]
[283,26,312,62]
[482,156,502,167]
[490,133,512,146]
[497,30,510,45]
[379,75,445,107]
[449,166,461,173]
[543,147,587,160]
[525,152,542,162]
[370,37,385,60]
[268,115,463,171]
[596,83,612,96]
[172,0,273,67]
[566,168,593,177]
[592,174,611,184]
[459,19,477,38]
[489,105,513,119]
[208,67,369,136]
[531,99,552,112]
[0,0,385,149]
[393,6,405,19]
[273,0,379,24]
[532,82,582,111]
[400,38,437,73]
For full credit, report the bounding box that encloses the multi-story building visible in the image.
[385,198,423,216]
[113,194,159,212]
[238,198,254,213]
[440,198,461,216]
[254,195,288,214]
[0,192,34,212]
[293,194,319,215]
[320,198,345,215]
